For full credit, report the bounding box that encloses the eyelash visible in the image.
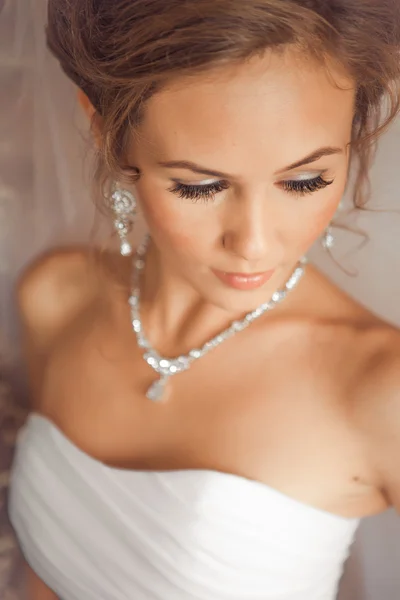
[168,180,230,202]
[169,176,334,203]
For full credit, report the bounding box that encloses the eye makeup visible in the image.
[168,173,334,203]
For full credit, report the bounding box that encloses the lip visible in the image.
[212,268,276,291]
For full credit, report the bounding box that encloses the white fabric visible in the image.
[8,414,359,600]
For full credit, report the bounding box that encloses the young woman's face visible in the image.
[128,48,355,312]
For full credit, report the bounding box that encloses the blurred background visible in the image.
[1,0,400,598]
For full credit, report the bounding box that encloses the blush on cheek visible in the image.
[145,201,175,231]
[295,203,339,254]
[137,184,178,232]
[139,191,201,257]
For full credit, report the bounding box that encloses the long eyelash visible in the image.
[282,176,334,195]
[168,181,229,202]
[169,175,333,202]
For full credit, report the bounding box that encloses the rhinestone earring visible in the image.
[321,200,344,250]
[110,185,137,256]
[321,225,334,250]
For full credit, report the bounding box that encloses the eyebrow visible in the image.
[157,146,343,179]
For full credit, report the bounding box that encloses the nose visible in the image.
[222,197,275,264]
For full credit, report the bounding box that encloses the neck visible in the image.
[139,241,232,353]
[133,238,306,356]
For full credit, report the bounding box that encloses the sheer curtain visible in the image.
[1,0,400,597]
[0,0,98,358]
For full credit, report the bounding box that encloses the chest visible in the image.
[41,321,375,517]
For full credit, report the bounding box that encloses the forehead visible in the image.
[138,49,355,173]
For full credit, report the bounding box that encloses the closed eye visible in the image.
[168,175,334,203]
[168,180,229,203]
[280,175,334,195]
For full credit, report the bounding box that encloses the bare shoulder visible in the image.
[353,320,400,398]
[18,247,99,348]
[17,246,130,406]
[301,264,400,417]
[18,246,130,343]
[348,318,400,505]
[326,271,400,403]
[295,264,396,362]
[306,271,400,506]
[341,294,400,410]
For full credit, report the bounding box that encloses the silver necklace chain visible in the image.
[129,236,307,403]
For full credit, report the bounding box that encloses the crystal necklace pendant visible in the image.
[146,375,169,402]
[130,236,307,402]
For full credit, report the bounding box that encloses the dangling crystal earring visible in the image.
[322,225,334,250]
[321,200,344,250]
[110,184,137,256]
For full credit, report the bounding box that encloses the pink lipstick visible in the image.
[212,268,275,291]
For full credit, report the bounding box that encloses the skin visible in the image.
[129,51,352,336]
[20,48,400,597]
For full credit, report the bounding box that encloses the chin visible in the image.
[199,261,294,312]
[198,283,274,315]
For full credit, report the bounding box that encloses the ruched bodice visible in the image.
[9,414,359,600]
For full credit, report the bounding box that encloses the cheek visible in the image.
[284,187,344,252]
[135,181,217,257]
[307,204,336,237]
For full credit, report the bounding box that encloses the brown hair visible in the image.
[47,0,400,210]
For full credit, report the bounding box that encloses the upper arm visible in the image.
[17,247,98,407]
[25,562,59,600]
[353,333,400,509]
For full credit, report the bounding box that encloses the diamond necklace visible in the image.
[129,236,307,403]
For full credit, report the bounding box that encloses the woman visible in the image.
[8,0,400,598]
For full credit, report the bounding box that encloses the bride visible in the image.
[8,1,400,599]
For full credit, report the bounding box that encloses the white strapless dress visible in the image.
[8,414,359,600]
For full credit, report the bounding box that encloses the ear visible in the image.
[77,89,103,147]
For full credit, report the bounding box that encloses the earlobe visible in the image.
[77,89,103,147]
